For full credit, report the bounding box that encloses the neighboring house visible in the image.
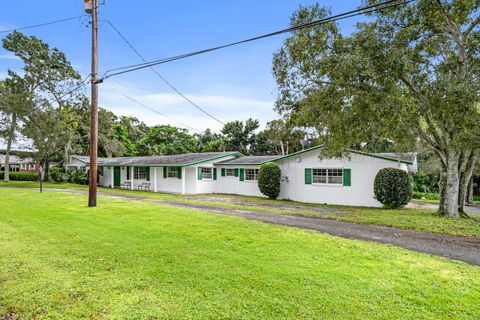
[61,155,90,172]
[69,145,417,207]
[0,152,38,173]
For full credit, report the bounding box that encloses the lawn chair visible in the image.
[137,182,151,191]
[121,181,131,189]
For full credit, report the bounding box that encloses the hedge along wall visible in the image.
[0,171,39,181]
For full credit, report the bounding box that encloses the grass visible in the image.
[1,187,479,319]
[1,181,480,237]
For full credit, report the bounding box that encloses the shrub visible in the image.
[50,167,69,183]
[258,162,281,199]
[374,168,412,209]
[411,172,439,193]
[412,192,440,200]
[71,170,89,185]
[0,171,39,181]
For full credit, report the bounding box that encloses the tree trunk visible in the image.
[459,151,478,213]
[438,165,447,214]
[439,150,461,218]
[3,113,17,182]
[466,177,474,205]
[279,141,285,156]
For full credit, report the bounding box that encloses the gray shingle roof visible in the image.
[374,153,416,164]
[93,152,238,166]
[215,156,281,165]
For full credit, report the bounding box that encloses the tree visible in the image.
[221,118,259,154]
[138,125,197,155]
[272,1,480,218]
[263,119,306,155]
[2,31,83,172]
[0,73,32,181]
[194,129,225,152]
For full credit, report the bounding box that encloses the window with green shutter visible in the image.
[213,168,217,180]
[234,168,239,177]
[239,168,245,181]
[343,168,351,186]
[221,168,225,176]
[305,168,312,184]
[146,167,150,181]
[197,167,202,180]
[126,167,130,180]
[163,167,167,178]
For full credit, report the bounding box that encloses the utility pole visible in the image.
[86,0,99,207]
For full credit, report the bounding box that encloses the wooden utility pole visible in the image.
[88,0,99,207]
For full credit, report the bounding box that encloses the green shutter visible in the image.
[234,168,239,177]
[127,167,130,180]
[177,167,182,179]
[343,168,351,186]
[305,168,312,184]
[221,168,225,177]
[163,167,167,178]
[198,167,202,180]
[239,168,245,181]
[146,167,150,181]
[213,168,217,180]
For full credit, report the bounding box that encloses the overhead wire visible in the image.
[108,80,202,133]
[104,19,225,125]
[99,0,415,80]
[0,16,81,34]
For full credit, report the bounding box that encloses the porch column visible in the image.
[130,167,134,190]
[153,167,158,192]
[110,167,114,188]
[181,167,186,194]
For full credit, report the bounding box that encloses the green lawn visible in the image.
[1,181,480,237]
[0,188,479,319]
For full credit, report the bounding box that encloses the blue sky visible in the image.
[1,0,365,134]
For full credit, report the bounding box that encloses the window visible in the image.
[312,169,327,184]
[245,168,259,181]
[167,167,178,178]
[312,168,343,185]
[201,167,213,180]
[134,167,148,180]
[226,168,235,177]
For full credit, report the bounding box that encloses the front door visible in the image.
[114,167,121,187]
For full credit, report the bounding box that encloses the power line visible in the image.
[104,19,225,125]
[100,0,415,80]
[0,16,81,34]
[108,81,202,133]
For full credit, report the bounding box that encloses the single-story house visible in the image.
[68,145,417,207]
[60,155,90,172]
[0,153,38,173]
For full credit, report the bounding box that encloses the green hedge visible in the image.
[258,162,282,199]
[374,168,412,209]
[0,171,39,181]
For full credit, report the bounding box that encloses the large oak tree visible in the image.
[273,0,480,218]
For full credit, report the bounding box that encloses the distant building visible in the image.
[0,151,38,173]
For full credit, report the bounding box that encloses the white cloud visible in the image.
[99,81,278,133]
[0,53,20,60]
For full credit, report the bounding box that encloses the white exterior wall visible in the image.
[213,166,264,197]
[277,151,408,207]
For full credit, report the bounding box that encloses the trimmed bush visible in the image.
[258,162,281,199]
[374,168,412,209]
[50,167,69,183]
[0,171,39,181]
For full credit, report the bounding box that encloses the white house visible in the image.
[72,145,417,207]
